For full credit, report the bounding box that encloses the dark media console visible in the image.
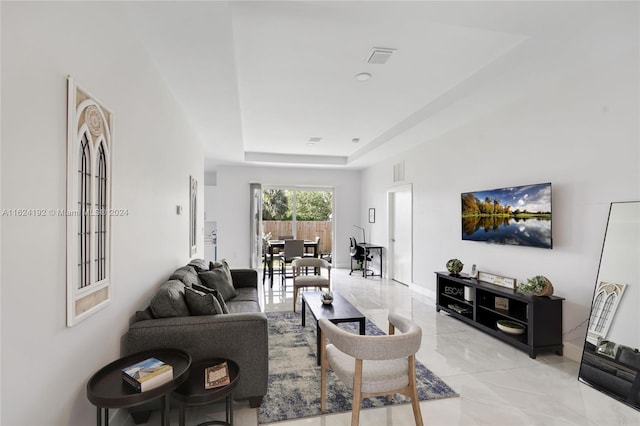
[435,272,564,358]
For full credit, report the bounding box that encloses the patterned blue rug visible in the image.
[257,311,458,424]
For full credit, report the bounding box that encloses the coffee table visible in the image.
[172,358,240,426]
[87,348,192,426]
[301,291,366,365]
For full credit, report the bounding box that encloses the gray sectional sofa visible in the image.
[123,259,268,423]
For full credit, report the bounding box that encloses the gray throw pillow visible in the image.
[188,258,209,272]
[193,283,229,314]
[210,259,233,284]
[199,263,237,301]
[184,286,223,315]
[149,280,190,318]
[169,266,200,288]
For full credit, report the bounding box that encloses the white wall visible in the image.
[1,3,204,425]
[362,50,639,356]
[215,165,360,268]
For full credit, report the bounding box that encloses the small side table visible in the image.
[172,358,240,426]
[87,348,192,426]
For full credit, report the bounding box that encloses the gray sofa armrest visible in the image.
[231,268,258,289]
[123,311,268,402]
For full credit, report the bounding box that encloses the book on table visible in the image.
[122,357,173,392]
[205,361,230,389]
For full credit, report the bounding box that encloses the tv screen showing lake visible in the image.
[461,183,552,249]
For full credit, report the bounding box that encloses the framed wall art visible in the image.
[190,175,198,256]
[66,76,113,326]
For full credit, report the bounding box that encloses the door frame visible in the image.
[387,183,413,285]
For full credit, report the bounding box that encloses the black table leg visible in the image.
[359,319,365,335]
[179,403,186,426]
[269,246,274,287]
[316,324,322,366]
[161,393,170,426]
[301,300,306,327]
[96,406,108,426]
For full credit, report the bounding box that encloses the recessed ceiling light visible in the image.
[352,138,360,143]
[355,72,372,82]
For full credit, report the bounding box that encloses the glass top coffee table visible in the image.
[301,291,366,365]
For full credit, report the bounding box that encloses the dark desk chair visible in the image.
[349,236,372,277]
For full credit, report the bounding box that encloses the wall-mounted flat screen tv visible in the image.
[461,182,552,249]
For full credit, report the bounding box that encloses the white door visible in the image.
[389,186,412,285]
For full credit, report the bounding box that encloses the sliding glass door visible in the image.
[262,187,333,257]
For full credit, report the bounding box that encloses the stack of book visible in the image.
[122,357,173,392]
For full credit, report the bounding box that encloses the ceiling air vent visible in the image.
[367,47,396,65]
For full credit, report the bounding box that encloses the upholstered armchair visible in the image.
[291,257,331,312]
[319,313,423,426]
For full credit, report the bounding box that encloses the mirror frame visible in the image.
[578,201,640,411]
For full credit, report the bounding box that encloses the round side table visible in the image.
[172,358,240,426]
[87,348,192,426]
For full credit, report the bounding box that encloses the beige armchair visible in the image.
[291,257,331,312]
[319,313,423,426]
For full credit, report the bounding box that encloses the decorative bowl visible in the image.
[321,291,333,304]
[497,320,525,335]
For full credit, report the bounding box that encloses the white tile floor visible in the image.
[123,268,640,425]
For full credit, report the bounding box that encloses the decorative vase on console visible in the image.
[446,259,464,276]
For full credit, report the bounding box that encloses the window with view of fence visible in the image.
[263,221,332,254]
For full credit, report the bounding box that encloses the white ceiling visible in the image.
[122,1,639,171]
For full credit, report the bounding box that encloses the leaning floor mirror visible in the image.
[578,201,640,411]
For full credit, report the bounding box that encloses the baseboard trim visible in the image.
[563,340,585,362]
[409,282,436,301]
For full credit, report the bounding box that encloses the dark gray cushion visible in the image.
[193,283,229,314]
[134,307,155,322]
[184,286,223,315]
[227,301,261,314]
[211,259,233,284]
[618,346,640,369]
[199,263,237,301]
[215,291,229,314]
[188,258,209,272]
[149,280,190,318]
[169,266,200,288]
[233,287,260,303]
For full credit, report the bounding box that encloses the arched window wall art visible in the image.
[66,77,113,326]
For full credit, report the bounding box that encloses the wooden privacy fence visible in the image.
[263,221,332,254]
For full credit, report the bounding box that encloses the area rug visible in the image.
[257,311,458,424]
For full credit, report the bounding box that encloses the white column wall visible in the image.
[1,3,204,425]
